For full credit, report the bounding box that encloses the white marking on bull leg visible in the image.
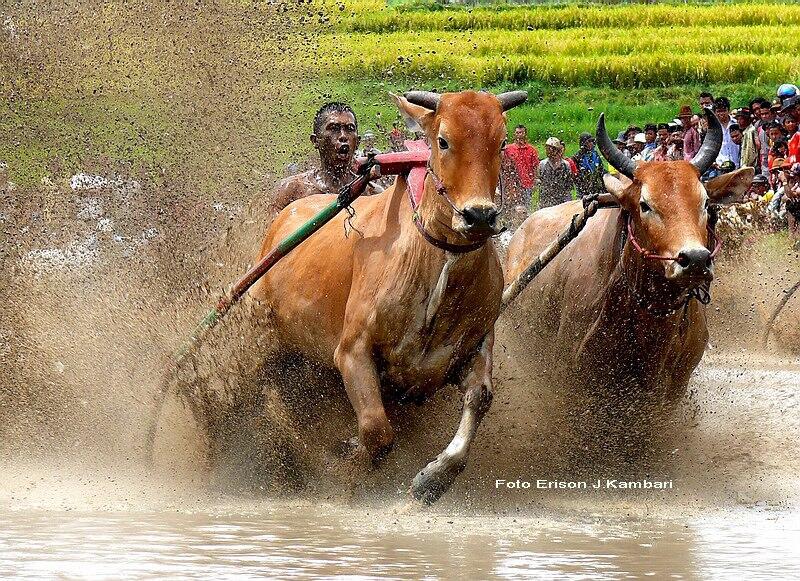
[410,333,494,504]
[425,252,460,328]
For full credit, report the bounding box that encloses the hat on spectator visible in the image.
[545,136,561,148]
[579,132,594,144]
[752,174,769,185]
[719,160,735,174]
[780,95,800,113]
[770,157,786,171]
[678,105,693,118]
[615,131,627,143]
[733,107,752,118]
[634,133,647,144]
[771,98,783,112]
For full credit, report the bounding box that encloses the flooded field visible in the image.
[1,506,798,579]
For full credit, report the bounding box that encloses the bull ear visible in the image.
[603,172,630,201]
[705,167,754,204]
[391,93,435,135]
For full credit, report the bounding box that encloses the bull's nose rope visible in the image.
[625,213,723,262]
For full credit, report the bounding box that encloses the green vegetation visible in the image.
[300,0,794,157]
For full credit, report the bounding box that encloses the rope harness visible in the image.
[618,207,721,317]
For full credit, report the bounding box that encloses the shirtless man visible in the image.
[270,102,377,215]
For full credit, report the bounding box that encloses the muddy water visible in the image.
[2,359,799,579]
[0,506,798,579]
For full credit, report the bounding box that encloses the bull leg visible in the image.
[410,331,494,504]
[334,337,395,464]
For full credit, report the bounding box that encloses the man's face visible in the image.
[715,107,730,124]
[788,107,800,124]
[735,114,751,129]
[581,138,595,152]
[670,131,684,148]
[630,142,644,155]
[784,117,798,135]
[514,127,527,145]
[760,108,775,124]
[750,183,768,197]
[768,127,783,142]
[546,145,562,159]
[699,96,714,109]
[751,104,761,118]
[644,129,656,143]
[312,111,358,171]
[731,128,743,146]
[657,128,669,144]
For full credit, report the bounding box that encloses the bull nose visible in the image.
[676,248,712,270]
[461,205,499,230]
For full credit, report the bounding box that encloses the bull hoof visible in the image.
[409,456,466,505]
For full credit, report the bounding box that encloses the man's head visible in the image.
[730,124,743,146]
[657,123,670,144]
[749,173,769,197]
[749,98,765,118]
[644,124,657,144]
[670,130,685,149]
[545,136,563,159]
[699,92,714,110]
[713,97,731,124]
[311,102,359,174]
[733,107,752,129]
[677,105,693,128]
[766,122,785,143]
[513,124,528,145]
[760,99,776,124]
[781,95,800,124]
[579,132,595,152]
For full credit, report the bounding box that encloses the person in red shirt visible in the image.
[782,96,800,164]
[503,124,540,212]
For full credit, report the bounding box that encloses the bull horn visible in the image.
[690,108,723,175]
[404,91,441,111]
[596,113,636,180]
[497,91,528,111]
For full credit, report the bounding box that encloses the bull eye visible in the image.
[639,200,652,213]
[437,137,449,150]
[501,139,507,151]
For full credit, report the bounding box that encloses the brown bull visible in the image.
[504,111,752,439]
[251,90,526,503]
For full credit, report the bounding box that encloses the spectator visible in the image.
[503,124,540,211]
[628,133,647,161]
[388,122,406,152]
[714,96,739,167]
[699,91,714,110]
[677,105,693,131]
[734,107,760,170]
[684,113,702,161]
[780,96,800,164]
[667,130,685,161]
[747,174,770,202]
[643,124,658,154]
[571,132,605,198]
[537,137,574,209]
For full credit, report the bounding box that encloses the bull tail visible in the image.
[761,279,800,349]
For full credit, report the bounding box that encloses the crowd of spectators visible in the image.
[499,85,800,245]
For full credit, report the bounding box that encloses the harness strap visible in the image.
[404,139,487,254]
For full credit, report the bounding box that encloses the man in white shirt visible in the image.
[714,96,740,167]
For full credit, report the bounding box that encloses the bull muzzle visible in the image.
[670,247,714,282]
[457,204,501,237]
